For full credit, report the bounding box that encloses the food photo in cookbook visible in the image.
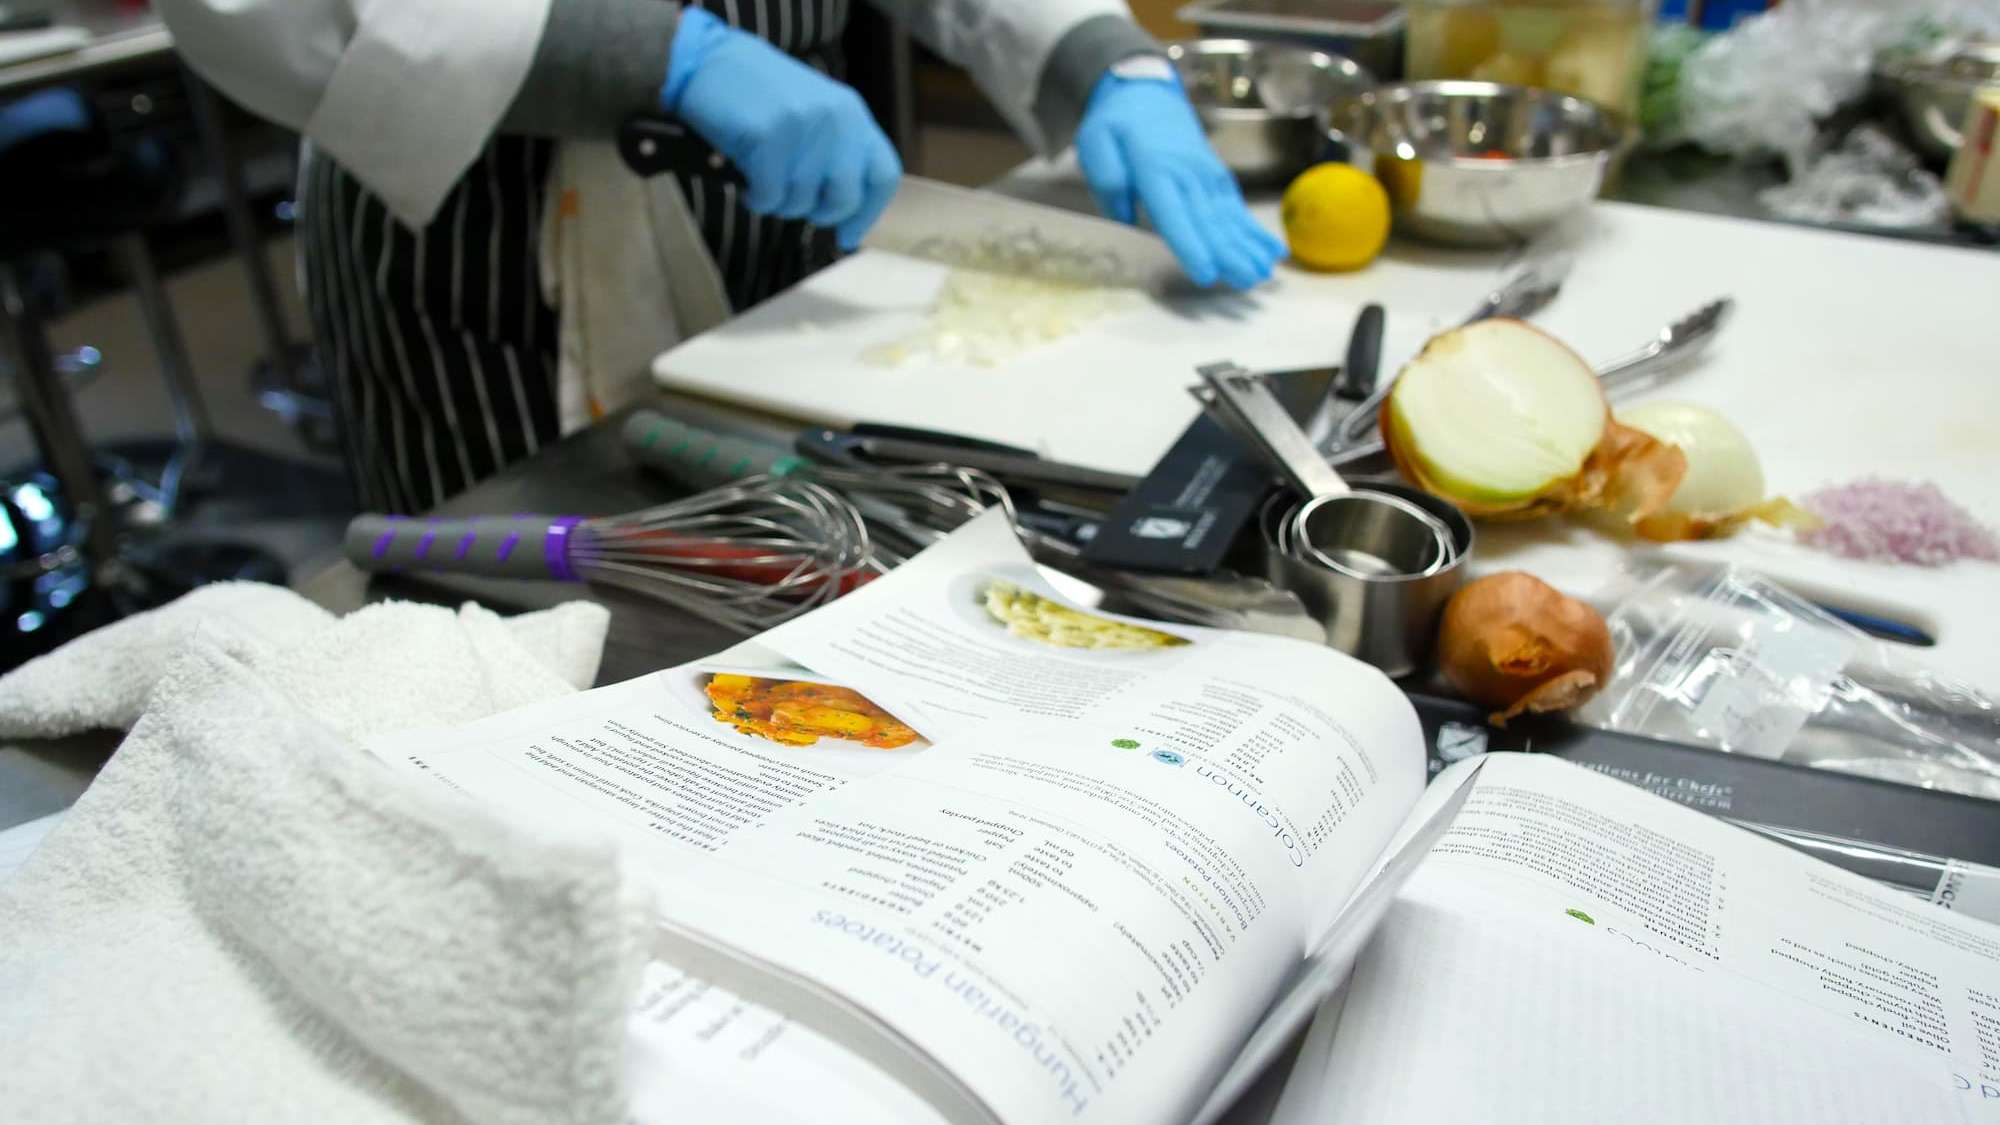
[955,567,1194,654]
[667,665,932,765]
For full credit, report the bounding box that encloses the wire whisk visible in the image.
[342,476,878,634]
[620,411,1022,565]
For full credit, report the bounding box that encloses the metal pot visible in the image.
[1876,40,2000,166]
[1325,80,1632,247]
[1167,39,1375,186]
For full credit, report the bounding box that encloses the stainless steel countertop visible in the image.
[0,1,172,95]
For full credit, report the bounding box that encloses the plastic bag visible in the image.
[1678,0,2000,175]
[1758,126,1951,227]
[1577,562,2000,800]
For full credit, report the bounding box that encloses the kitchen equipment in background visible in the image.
[1586,294,1733,398]
[1403,0,1653,120]
[615,122,1188,290]
[1459,252,1571,324]
[1257,482,1473,676]
[1177,0,1407,79]
[1166,39,1375,184]
[1946,88,2000,223]
[341,485,875,634]
[1326,80,1633,246]
[1325,294,1731,467]
[1875,39,2000,167]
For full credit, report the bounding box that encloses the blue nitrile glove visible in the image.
[1074,64,1285,290]
[661,7,900,250]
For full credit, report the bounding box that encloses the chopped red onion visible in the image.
[1800,479,1999,566]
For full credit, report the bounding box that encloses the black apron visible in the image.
[301,0,849,514]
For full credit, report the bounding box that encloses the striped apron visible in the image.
[301,0,849,514]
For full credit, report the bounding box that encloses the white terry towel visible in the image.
[0,585,653,1125]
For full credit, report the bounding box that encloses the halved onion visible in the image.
[1615,400,1818,541]
[1382,319,1686,522]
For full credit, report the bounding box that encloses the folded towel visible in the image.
[0,581,605,740]
[0,586,648,1125]
[539,139,731,432]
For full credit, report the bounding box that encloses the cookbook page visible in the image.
[626,961,949,1125]
[755,512,1424,936]
[1271,887,1975,1125]
[365,513,1428,1125]
[1284,753,2000,1123]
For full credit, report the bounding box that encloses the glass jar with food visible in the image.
[1404,0,1655,119]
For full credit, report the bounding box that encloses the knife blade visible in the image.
[616,113,1185,292]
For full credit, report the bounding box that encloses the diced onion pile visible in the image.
[865,268,1135,369]
[1799,479,1999,566]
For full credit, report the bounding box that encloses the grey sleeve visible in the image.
[1031,14,1164,154]
[501,0,684,137]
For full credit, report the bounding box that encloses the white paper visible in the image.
[625,960,947,1125]
[1276,890,1976,1125]
[368,512,1429,1125]
[1280,753,2000,1123]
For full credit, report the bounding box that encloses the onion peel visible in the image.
[1634,496,1823,542]
[1563,420,1688,523]
[1614,401,1822,543]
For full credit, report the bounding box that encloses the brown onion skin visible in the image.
[1436,572,1615,726]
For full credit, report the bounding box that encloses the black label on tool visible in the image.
[1081,415,1271,575]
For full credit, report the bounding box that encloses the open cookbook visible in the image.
[368,512,2000,1125]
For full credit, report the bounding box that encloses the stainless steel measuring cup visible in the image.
[1255,483,1473,677]
[1195,360,1472,676]
[1196,363,1455,578]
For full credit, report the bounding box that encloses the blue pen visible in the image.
[1815,604,1937,648]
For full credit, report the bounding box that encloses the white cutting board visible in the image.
[656,183,2000,687]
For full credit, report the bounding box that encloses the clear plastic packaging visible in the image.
[1676,0,2000,174]
[1758,126,1951,228]
[1577,562,2000,800]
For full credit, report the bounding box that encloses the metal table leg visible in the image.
[0,262,120,578]
[183,70,337,451]
[117,233,210,512]
[181,67,297,385]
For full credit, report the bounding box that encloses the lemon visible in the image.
[1281,163,1391,272]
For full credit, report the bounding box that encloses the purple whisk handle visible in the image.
[342,514,589,583]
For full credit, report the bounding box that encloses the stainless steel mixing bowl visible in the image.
[1326,80,1633,247]
[1167,39,1375,185]
[1876,40,2000,166]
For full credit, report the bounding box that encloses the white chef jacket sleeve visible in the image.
[871,1,1163,154]
[156,0,553,226]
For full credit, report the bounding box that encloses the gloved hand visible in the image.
[661,7,900,249]
[1075,67,1285,290]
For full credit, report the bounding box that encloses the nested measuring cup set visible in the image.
[1194,363,1473,677]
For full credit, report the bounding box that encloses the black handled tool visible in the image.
[1339,303,1385,401]
[795,426,1138,496]
[617,113,747,185]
